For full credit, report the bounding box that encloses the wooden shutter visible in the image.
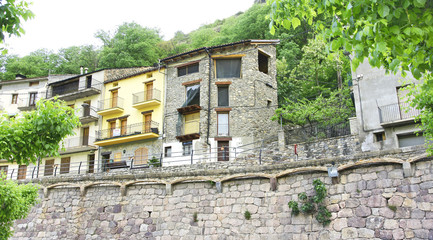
[111,90,118,108]
[134,147,148,165]
[44,159,54,176]
[17,165,27,179]
[144,114,152,133]
[146,82,153,100]
[121,119,127,135]
[82,127,89,145]
[114,153,122,162]
[60,157,70,174]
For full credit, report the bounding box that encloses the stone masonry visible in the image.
[11,148,433,239]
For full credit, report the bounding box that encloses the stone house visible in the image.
[160,40,280,165]
[350,60,423,152]
[93,67,165,170]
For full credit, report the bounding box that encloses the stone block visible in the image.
[355,205,371,217]
[341,227,358,239]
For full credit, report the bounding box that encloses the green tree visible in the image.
[0,99,80,164]
[269,0,433,152]
[96,22,163,68]
[56,45,100,74]
[0,174,39,240]
[0,0,34,54]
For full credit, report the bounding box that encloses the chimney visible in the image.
[84,67,88,74]
[80,66,84,75]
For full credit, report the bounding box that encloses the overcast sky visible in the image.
[4,0,255,57]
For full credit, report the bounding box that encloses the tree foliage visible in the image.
[96,22,163,68]
[0,174,39,240]
[269,0,433,152]
[0,98,80,165]
[0,0,34,53]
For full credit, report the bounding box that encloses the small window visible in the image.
[398,133,425,148]
[0,165,8,175]
[186,84,200,106]
[17,165,27,180]
[29,92,37,106]
[183,141,192,156]
[218,86,229,106]
[178,63,199,77]
[68,104,74,109]
[258,51,269,74]
[11,94,18,104]
[60,157,70,174]
[29,81,39,87]
[216,58,241,78]
[374,132,386,142]
[147,73,153,78]
[217,112,229,136]
[165,146,172,157]
[113,82,118,87]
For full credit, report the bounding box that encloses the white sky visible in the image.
[4,0,256,57]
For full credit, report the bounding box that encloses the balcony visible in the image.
[176,119,200,142]
[47,78,102,101]
[132,88,161,109]
[60,136,97,154]
[77,106,99,124]
[17,93,44,111]
[94,121,159,146]
[378,102,421,127]
[97,97,124,116]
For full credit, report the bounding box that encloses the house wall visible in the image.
[351,60,422,152]
[163,43,279,165]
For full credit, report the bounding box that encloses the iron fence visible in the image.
[378,102,420,123]
[95,121,159,140]
[46,78,102,98]
[132,88,162,104]
[285,121,351,144]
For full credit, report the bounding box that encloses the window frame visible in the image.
[178,62,199,77]
[215,58,242,79]
[217,86,229,107]
[11,94,18,104]
[183,141,192,156]
[164,146,172,157]
[217,112,229,136]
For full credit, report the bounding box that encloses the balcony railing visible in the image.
[378,102,421,124]
[77,107,99,124]
[96,121,159,141]
[132,88,162,105]
[46,78,102,99]
[17,93,45,111]
[61,136,96,149]
[98,97,124,111]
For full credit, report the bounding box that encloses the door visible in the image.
[82,127,89,146]
[60,157,70,174]
[217,141,230,161]
[86,76,92,88]
[146,82,153,100]
[111,90,118,108]
[17,165,27,179]
[109,121,116,137]
[144,114,152,133]
[88,154,95,173]
[83,100,91,116]
[134,147,148,165]
[44,159,54,176]
[121,119,127,135]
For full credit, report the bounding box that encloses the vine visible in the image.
[288,179,331,226]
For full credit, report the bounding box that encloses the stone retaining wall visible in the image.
[10,149,433,239]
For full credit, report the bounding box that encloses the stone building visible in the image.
[93,67,165,170]
[160,40,280,165]
[350,60,423,152]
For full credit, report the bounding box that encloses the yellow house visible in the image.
[94,67,165,168]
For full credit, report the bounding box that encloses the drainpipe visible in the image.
[205,48,212,146]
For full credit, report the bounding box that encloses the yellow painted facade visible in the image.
[94,68,165,146]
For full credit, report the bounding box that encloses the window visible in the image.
[178,62,199,77]
[258,51,269,74]
[44,159,54,176]
[217,112,229,136]
[82,127,89,145]
[144,114,152,133]
[134,147,148,165]
[86,76,92,88]
[88,154,95,174]
[218,141,230,161]
[68,104,74,109]
[29,81,39,87]
[215,58,241,78]
[398,133,425,148]
[109,121,117,137]
[29,92,37,106]
[218,86,229,106]
[83,100,91,116]
[60,157,70,174]
[374,132,386,142]
[183,141,192,156]
[165,146,172,157]
[17,165,27,180]
[184,112,200,134]
[113,152,122,162]
[120,119,127,135]
[0,166,8,175]
[11,94,18,104]
[186,84,200,106]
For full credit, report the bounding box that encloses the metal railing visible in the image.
[96,121,159,140]
[378,102,421,123]
[132,88,162,104]
[98,97,124,111]
[46,78,102,98]
[285,121,351,144]
[61,136,96,149]
[77,106,99,119]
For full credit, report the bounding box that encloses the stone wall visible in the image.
[11,149,433,239]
